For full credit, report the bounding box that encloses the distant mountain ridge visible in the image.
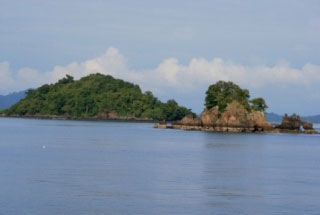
[267,112,320,124]
[266,112,283,123]
[0,90,27,110]
[301,115,320,124]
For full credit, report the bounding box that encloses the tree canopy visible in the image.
[6,73,194,121]
[205,81,268,113]
[250,97,268,112]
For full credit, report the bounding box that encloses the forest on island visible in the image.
[205,80,268,113]
[5,73,194,121]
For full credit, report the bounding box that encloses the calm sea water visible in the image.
[0,118,320,215]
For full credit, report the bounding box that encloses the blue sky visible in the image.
[1,0,320,115]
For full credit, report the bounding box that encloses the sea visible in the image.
[0,118,320,215]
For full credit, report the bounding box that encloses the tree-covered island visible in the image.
[1,74,318,134]
[155,81,318,134]
[3,73,194,121]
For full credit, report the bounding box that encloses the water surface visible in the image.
[0,118,320,215]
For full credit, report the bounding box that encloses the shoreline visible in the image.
[0,114,157,123]
[1,114,318,134]
[154,123,320,135]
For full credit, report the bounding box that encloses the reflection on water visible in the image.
[0,118,320,215]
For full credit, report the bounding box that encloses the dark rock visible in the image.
[302,121,313,130]
[175,101,272,132]
[277,114,302,130]
[159,120,167,125]
[176,114,202,126]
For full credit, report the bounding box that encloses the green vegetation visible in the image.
[250,97,268,113]
[5,73,193,121]
[205,81,268,113]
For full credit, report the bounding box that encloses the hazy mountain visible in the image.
[266,112,283,123]
[302,115,320,124]
[0,90,27,110]
[267,112,320,124]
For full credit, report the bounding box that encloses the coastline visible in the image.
[153,123,320,135]
[0,114,156,123]
[1,114,318,135]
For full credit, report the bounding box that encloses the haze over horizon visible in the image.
[1,0,320,115]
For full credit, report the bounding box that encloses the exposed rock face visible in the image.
[177,114,202,126]
[302,121,313,130]
[200,107,219,127]
[275,114,315,132]
[172,115,202,130]
[200,101,272,131]
[173,101,272,132]
[248,111,273,131]
[277,114,302,130]
[154,102,318,134]
[216,101,253,128]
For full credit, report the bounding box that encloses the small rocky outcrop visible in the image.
[200,101,272,131]
[154,78,318,134]
[155,120,168,128]
[275,114,316,133]
[277,114,302,130]
[174,114,201,126]
[302,121,313,130]
[154,102,317,134]
[166,101,272,132]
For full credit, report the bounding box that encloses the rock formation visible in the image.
[276,114,302,130]
[155,102,318,134]
[302,121,313,130]
[163,101,273,133]
[154,79,318,134]
[200,107,219,127]
[174,114,202,126]
[276,113,315,132]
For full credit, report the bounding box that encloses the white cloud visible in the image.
[145,57,320,93]
[0,62,38,93]
[0,62,13,86]
[1,47,320,97]
[47,47,128,81]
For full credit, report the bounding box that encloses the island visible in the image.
[1,73,193,121]
[0,74,318,134]
[154,81,318,134]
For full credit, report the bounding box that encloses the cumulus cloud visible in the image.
[1,47,320,97]
[0,48,135,94]
[48,47,129,81]
[0,62,13,86]
[157,59,320,88]
[0,62,42,93]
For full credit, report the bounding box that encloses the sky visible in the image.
[0,0,320,115]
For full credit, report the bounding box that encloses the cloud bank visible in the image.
[1,47,320,113]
